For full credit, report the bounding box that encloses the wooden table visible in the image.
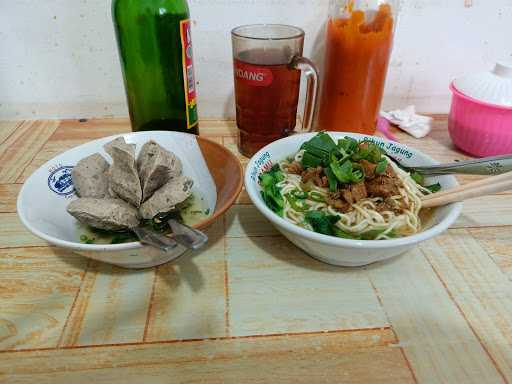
[1,118,512,383]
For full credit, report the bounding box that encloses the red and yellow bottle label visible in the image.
[180,19,198,129]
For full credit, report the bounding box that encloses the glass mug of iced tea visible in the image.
[231,24,319,157]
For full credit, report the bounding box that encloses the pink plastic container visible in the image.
[449,83,512,157]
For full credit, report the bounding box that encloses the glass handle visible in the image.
[291,56,319,132]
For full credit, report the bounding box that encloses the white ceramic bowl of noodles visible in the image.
[17,131,243,269]
[245,132,463,267]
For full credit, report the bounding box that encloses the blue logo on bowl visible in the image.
[48,166,75,196]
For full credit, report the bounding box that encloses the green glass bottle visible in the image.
[113,0,199,134]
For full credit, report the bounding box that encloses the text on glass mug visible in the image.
[234,61,273,87]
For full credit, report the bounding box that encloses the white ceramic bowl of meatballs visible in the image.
[17,131,243,269]
[245,132,463,267]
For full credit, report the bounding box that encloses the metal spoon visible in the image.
[131,226,179,252]
[388,154,512,176]
[167,219,208,250]
[116,211,208,253]
[154,212,209,251]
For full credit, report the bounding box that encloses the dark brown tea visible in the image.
[234,49,301,157]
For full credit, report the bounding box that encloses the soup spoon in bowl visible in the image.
[389,153,512,176]
[127,211,208,253]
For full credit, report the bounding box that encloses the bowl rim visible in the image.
[244,132,464,249]
[17,131,243,252]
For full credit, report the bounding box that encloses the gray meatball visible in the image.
[67,198,140,231]
[104,137,142,207]
[137,140,183,202]
[139,176,193,219]
[72,153,110,198]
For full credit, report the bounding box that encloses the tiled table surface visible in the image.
[1,118,512,383]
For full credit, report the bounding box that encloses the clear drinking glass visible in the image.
[317,0,400,134]
[232,24,319,157]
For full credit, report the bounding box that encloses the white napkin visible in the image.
[380,106,433,139]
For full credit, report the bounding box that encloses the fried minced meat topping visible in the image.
[296,163,405,214]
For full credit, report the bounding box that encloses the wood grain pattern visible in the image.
[236,187,252,204]
[469,227,512,277]
[17,139,85,183]
[0,120,59,183]
[366,249,505,383]
[222,135,249,166]
[0,184,21,213]
[421,231,512,381]
[0,329,415,384]
[0,121,22,145]
[226,236,388,337]
[225,205,280,238]
[0,213,48,248]
[2,117,512,383]
[0,247,87,350]
[145,221,227,342]
[198,119,237,137]
[453,195,512,229]
[49,119,128,141]
[58,261,155,347]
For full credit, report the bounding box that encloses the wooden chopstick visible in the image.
[422,172,512,208]
[422,170,512,201]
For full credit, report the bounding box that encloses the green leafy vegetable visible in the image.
[425,183,442,194]
[297,205,401,240]
[291,190,308,199]
[367,144,383,163]
[375,159,388,175]
[337,136,359,154]
[80,234,96,244]
[304,209,399,240]
[309,191,326,203]
[351,163,365,182]
[330,159,364,184]
[300,132,337,167]
[301,132,337,153]
[285,193,310,212]
[330,158,352,184]
[305,211,340,236]
[299,134,388,188]
[324,167,338,192]
[204,208,211,215]
[259,164,285,216]
[352,148,369,161]
[301,151,323,168]
[333,227,359,239]
[410,171,424,186]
